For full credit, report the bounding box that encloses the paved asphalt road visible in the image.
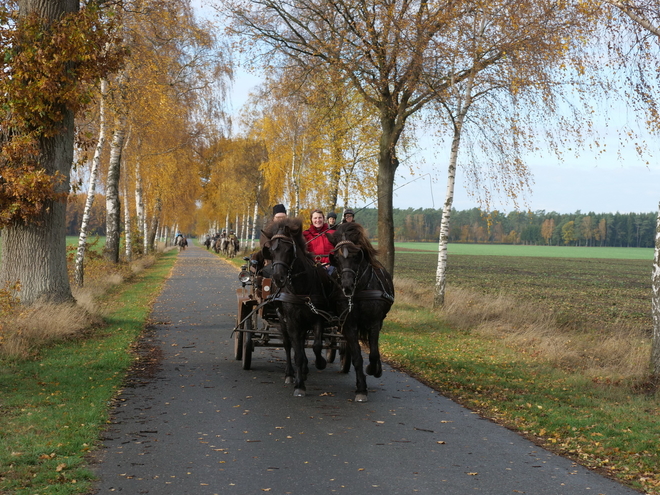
[90,244,641,495]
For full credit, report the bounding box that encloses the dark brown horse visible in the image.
[261,218,336,397]
[327,222,394,402]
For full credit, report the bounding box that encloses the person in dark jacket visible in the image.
[342,208,355,223]
[327,212,338,231]
[272,203,287,221]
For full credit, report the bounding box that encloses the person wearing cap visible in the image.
[303,209,334,265]
[272,203,287,221]
[342,208,355,223]
[327,212,338,232]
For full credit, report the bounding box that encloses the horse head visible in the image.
[327,223,373,296]
[261,218,304,289]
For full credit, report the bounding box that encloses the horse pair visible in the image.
[261,218,394,402]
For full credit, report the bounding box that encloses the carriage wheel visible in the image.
[233,328,243,360]
[242,331,253,370]
[241,313,254,370]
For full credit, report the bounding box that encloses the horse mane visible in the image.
[330,222,382,268]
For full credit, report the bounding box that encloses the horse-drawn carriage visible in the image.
[234,257,344,370]
[233,219,394,402]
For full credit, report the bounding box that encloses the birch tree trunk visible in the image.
[0,0,78,305]
[104,117,125,263]
[250,198,260,250]
[143,202,149,255]
[123,180,132,262]
[652,201,660,380]
[74,78,107,287]
[135,160,144,250]
[241,207,249,249]
[433,72,475,308]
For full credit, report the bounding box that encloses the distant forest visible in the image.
[354,208,657,248]
[66,195,656,248]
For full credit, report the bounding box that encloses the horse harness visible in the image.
[332,239,395,317]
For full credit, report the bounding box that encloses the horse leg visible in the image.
[292,330,307,397]
[312,319,326,370]
[339,343,352,374]
[346,324,368,402]
[365,322,383,378]
[279,315,295,385]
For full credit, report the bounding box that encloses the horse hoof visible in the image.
[293,389,306,397]
[355,393,368,403]
[315,358,327,370]
[284,376,294,385]
[366,364,382,377]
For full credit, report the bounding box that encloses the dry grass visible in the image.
[0,255,159,359]
[393,277,652,381]
[0,302,102,358]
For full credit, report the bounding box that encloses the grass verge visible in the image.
[381,297,659,494]
[0,249,177,495]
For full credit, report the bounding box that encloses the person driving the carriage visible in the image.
[272,203,287,222]
[253,204,289,277]
[303,209,334,267]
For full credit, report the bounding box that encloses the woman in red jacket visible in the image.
[303,209,334,265]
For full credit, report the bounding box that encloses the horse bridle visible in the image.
[269,233,298,284]
[332,239,368,298]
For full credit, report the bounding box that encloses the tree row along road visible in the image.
[90,244,639,494]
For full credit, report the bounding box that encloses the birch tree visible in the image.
[75,78,108,286]
[430,0,593,307]
[598,0,660,379]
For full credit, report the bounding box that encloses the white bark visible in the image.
[143,202,149,254]
[606,1,660,37]
[433,70,475,308]
[250,183,262,250]
[652,201,660,379]
[135,161,144,250]
[241,207,249,249]
[74,78,107,287]
[123,180,132,262]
